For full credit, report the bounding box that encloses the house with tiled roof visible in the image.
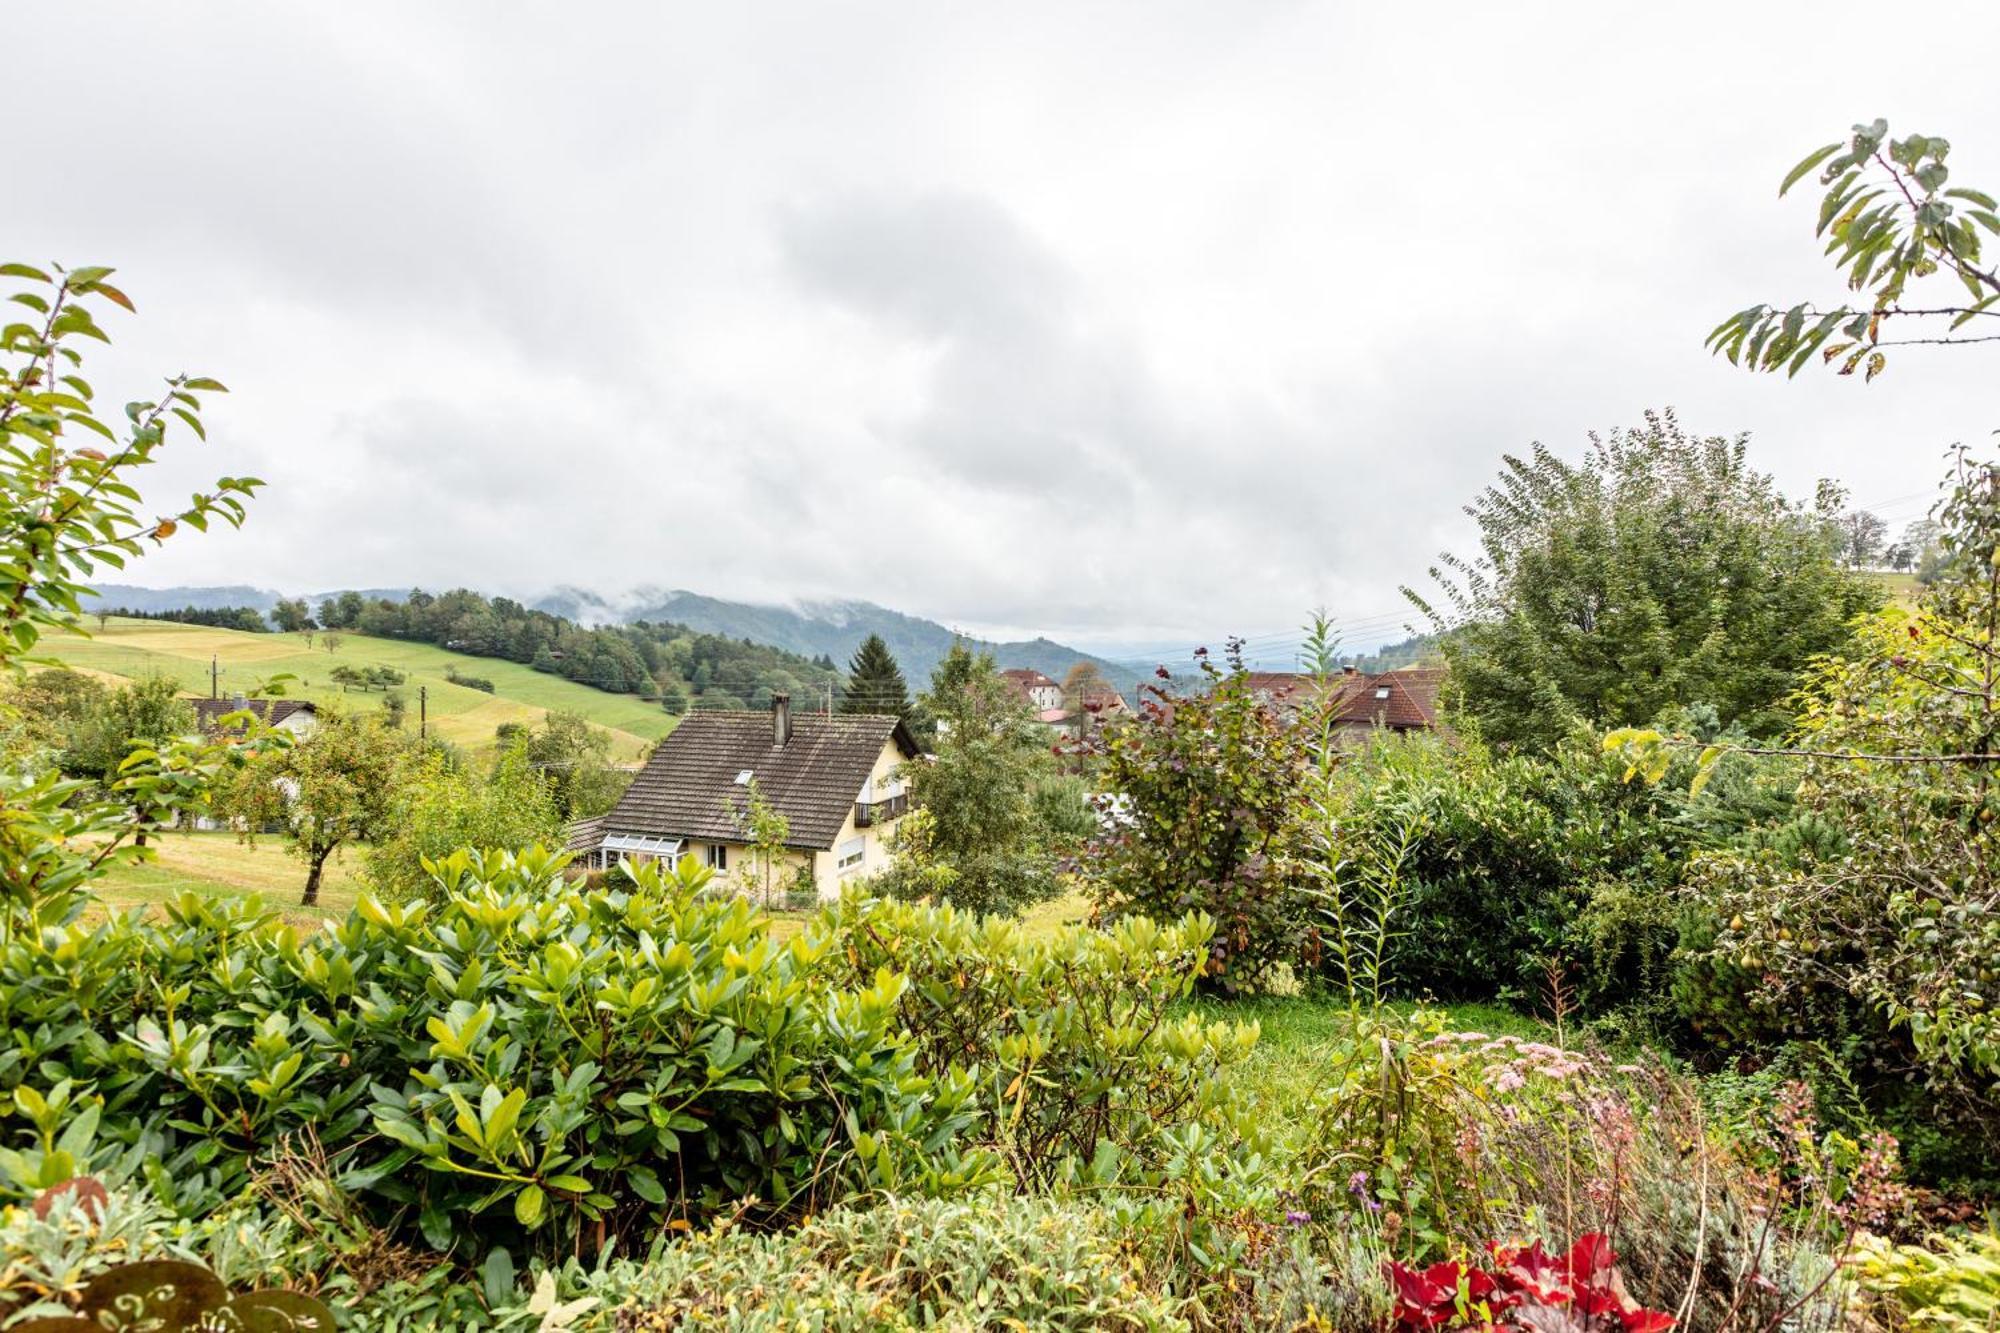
[191,696,320,737]
[566,695,920,901]
[999,668,1063,712]
[1243,666,1446,739]
[1329,666,1444,736]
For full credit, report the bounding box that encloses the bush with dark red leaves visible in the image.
[1385,1233,1676,1332]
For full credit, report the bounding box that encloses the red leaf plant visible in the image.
[1385,1233,1676,1332]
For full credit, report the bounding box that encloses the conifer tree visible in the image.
[838,633,913,721]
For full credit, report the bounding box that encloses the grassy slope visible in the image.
[43,618,673,760]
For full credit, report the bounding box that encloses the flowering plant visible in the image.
[1385,1232,1675,1332]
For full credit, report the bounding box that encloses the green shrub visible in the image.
[1081,646,1313,994]
[1853,1228,2000,1332]
[823,897,1261,1190]
[818,895,1284,1312]
[0,852,992,1260]
[582,1194,1189,1331]
[443,667,495,694]
[364,742,560,899]
[1325,733,1698,1010]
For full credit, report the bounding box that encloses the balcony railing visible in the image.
[854,791,911,828]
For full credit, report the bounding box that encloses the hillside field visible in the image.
[39,618,674,760]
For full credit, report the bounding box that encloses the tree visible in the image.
[727,777,793,906]
[839,634,913,722]
[1081,644,1311,994]
[1,668,107,760]
[1407,411,1880,751]
[270,598,314,633]
[1836,509,1888,567]
[1708,119,1998,381]
[218,709,406,904]
[367,739,559,899]
[531,645,558,674]
[322,631,344,654]
[1058,660,1112,735]
[0,260,262,922]
[1901,518,1952,585]
[520,710,629,820]
[884,642,1062,913]
[64,675,197,846]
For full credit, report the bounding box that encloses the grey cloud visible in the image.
[16,1,2000,649]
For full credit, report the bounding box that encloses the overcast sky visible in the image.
[16,3,1999,655]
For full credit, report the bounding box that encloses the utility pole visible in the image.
[210,655,220,699]
[419,685,428,740]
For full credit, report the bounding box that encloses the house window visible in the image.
[836,838,865,874]
[1375,686,1391,700]
[706,844,728,871]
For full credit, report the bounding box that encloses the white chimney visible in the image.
[772,692,792,746]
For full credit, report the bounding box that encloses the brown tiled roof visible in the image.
[563,814,608,854]
[1076,682,1130,713]
[1236,667,1446,731]
[1330,667,1444,730]
[599,711,920,852]
[191,698,318,733]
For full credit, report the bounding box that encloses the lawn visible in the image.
[41,618,673,761]
[93,830,366,925]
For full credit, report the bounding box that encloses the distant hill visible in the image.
[90,584,410,617]
[540,587,1144,697]
[1353,632,1443,673]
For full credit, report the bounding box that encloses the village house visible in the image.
[1244,665,1446,739]
[999,668,1064,714]
[191,696,321,737]
[566,694,920,902]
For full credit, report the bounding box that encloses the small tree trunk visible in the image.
[302,848,330,907]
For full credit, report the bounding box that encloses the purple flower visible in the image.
[1284,1209,1310,1227]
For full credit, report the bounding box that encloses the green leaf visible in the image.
[626,1165,666,1204]
[0,263,51,282]
[514,1183,545,1227]
[481,1247,516,1307]
[1780,142,1841,197]
[182,376,228,393]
